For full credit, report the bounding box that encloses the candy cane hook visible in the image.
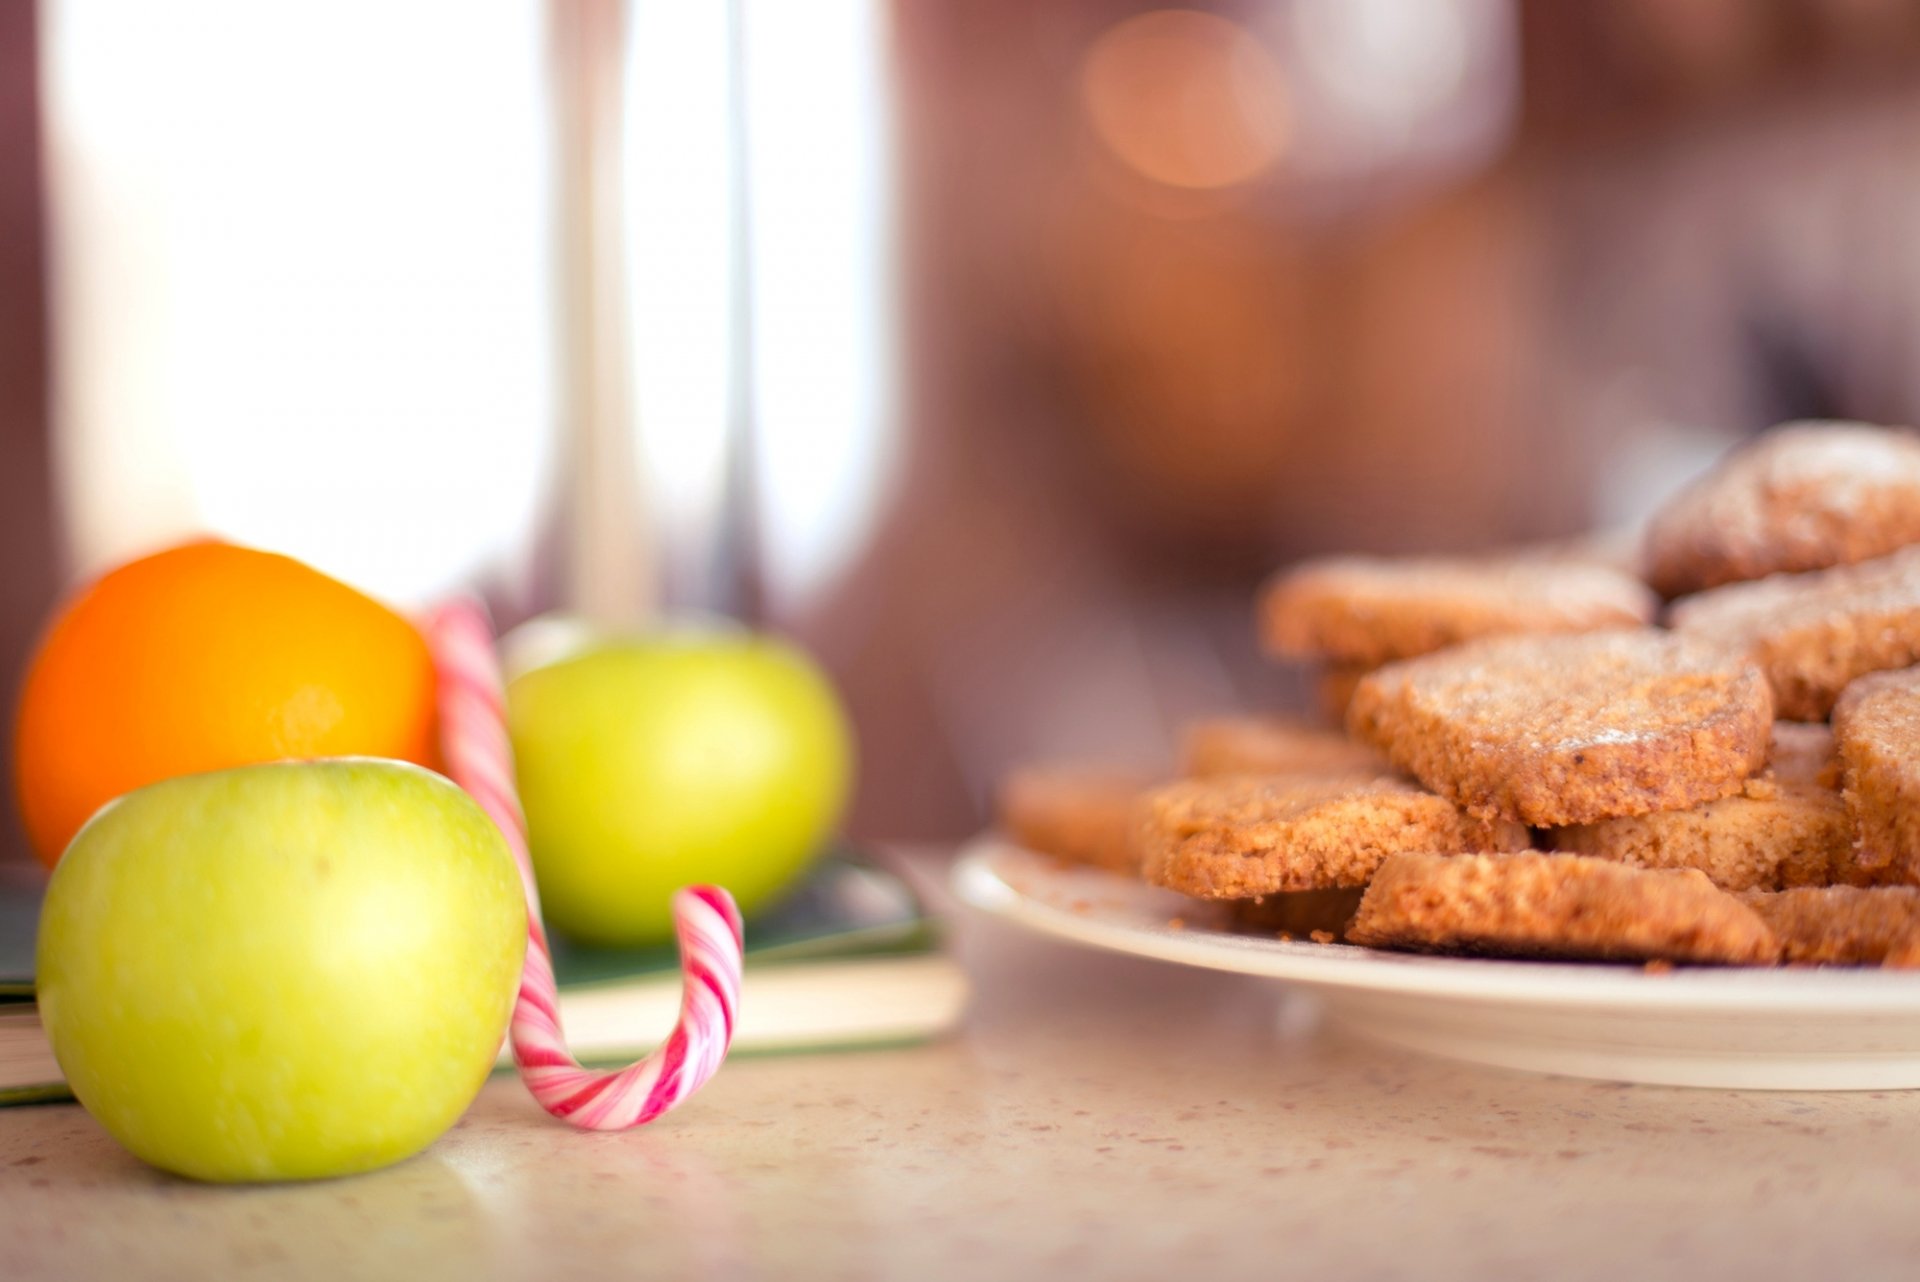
[424,598,743,1129]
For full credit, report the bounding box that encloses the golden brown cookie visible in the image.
[1741,886,1920,967]
[1552,777,1849,893]
[998,765,1155,874]
[1347,630,1773,827]
[1179,715,1382,778]
[1347,851,1778,965]
[1138,771,1528,900]
[1670,543,1920,720]
[1643,421,1920,598]
[1225,887,1365,941]
[1259,554,1656,667]
[1832,668,1920,886]
[1551,723,1850,892]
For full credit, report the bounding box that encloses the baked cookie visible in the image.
[1226,887,1365,942]
[1179,715,1381,778]
[1643,421,1920,598]
[998,765,1155,874]
[1347,630,1773,827]
[1551,723,1850,892]
[1347,851,1778,965]
[1260,554,1656,667]
[1833,667,1920,886]
[1552,778,1849,893]
[1741,886,1920,967]
[1138,771,1528,900]
[1670,543,1920,720]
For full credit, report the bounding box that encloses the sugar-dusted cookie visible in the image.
[1832,667,1920,886]
[1347,630,1772,827]
[1553,778,1849,893]
[1225,887,1365,942]
[1260,554,1656,667]
[998,764,1155,874]
[1551,724,1850,892]
[1670,543,1920,720]
[1741,886,1920,967]
[1347,851,1778,965]
[1643,421,1920,598]
[1179,715,1382,778]
[1138,771,1528,900]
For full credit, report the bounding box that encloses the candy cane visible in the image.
[423,598,743,1129]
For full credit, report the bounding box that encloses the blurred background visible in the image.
[6,0,1920,864]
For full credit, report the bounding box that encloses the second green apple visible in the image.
[507,634,853,947]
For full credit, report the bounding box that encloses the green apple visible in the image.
[507,633,853,947]
[36,759,526,1183]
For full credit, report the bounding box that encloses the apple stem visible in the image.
[424,597,745,1129]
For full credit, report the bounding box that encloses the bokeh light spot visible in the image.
[1079,9,1289,190]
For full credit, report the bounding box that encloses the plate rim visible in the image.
[953,836,1920,1016]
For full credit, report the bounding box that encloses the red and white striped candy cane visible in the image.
[424,598,743,1130]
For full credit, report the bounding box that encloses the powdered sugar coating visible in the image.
[1670,544,1920,720]
[1643,421,1920,597]
[1348,629,1773,826]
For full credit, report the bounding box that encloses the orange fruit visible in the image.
[14,540,438,868]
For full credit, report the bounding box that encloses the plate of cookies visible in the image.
[959,421,1920,1090]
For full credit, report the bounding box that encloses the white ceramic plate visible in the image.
[952,838,1920,1090]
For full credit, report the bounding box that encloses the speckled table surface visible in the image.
[5,891,1920,1281]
